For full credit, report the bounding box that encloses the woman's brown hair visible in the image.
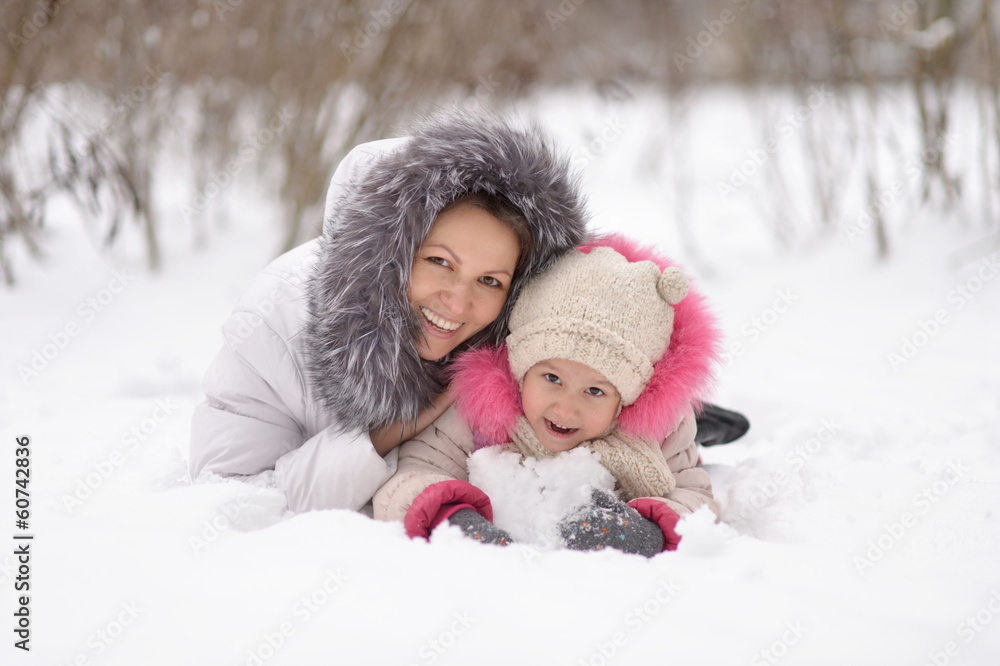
[438,192,535,278]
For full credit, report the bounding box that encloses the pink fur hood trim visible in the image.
[450,234,722,447]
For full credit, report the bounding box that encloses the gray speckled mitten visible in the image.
[559,489,663,557]
[447,509,514,546]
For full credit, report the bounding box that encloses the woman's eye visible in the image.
[586,387,605,397]
[480,276,503,288]
[427,256,450,267]
[543,373,561,385]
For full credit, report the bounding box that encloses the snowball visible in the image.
[468,446,616,549]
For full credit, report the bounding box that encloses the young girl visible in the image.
[188,112,589,512]
[374,235,722,556]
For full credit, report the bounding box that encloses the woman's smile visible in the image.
[419,306,463,334]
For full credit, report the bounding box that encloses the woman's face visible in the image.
[408,203,521,360]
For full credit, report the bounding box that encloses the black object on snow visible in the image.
[694,403,750,447]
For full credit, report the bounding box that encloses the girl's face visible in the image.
[520,358,621,452]
[408,203,521,360]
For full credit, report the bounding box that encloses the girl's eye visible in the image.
[480,276,503,288]
[586,387,605,397]
[427,256,450,267]
[543,373,561,385]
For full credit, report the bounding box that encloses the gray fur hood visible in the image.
[305,112,590,432]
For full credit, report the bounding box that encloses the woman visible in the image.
[188,113,589,512]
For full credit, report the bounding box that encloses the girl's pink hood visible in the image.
[450,234,722,447]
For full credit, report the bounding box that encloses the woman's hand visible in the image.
[369,387,455,456]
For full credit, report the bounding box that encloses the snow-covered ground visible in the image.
[2,87,999,665]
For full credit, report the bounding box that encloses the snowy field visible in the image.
[2,87,999,665]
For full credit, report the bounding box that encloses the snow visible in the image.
[468,445,615,548]
[3,86,1000,665]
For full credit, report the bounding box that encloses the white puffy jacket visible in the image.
[189,139,405,511]
[188,114,590,512]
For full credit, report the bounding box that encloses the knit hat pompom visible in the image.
[506,246,688,406]
[659,267,689,305]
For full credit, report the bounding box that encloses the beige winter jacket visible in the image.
[373,404,719,522]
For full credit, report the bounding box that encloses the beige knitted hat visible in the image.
[506,246,689,406]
